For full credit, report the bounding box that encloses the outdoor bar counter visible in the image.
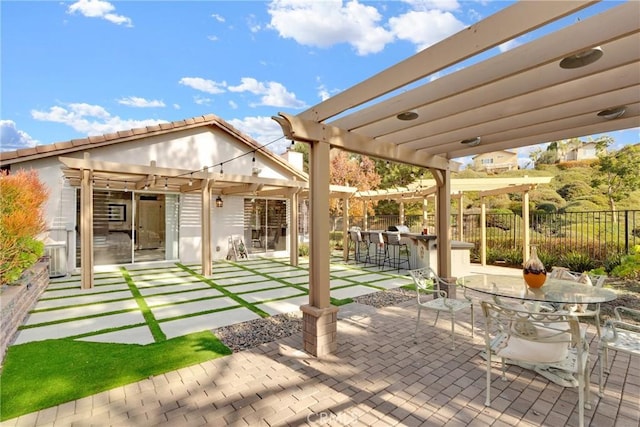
[358,230,474,278]
[400,233,474,277]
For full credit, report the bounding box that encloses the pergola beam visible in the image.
[273,113,458,172]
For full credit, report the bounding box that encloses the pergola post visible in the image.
[480,198,487,266]
[301,139,338,357]
[363,200,369,230]
[522,189,531,263]
[289,189,299,266]
[422,198,428,232]
[201,180,212,277]
[434,168,454,297]
[399,201,405,225]
[342,196,349,261]
[458,194,464,241]
[80,168,94,289]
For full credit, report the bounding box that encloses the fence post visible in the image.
[625,210,629,254]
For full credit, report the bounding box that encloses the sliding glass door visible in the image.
[244,198,287,254]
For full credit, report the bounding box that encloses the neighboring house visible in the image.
[471,150,518,173]
[0,114,309,279]
[560,141,602,162]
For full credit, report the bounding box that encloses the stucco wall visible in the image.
[10,126,296,269]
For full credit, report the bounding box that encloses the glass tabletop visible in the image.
[459,274,617,304]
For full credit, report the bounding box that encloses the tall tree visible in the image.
[592,143,640,215]
[330,151,380,216]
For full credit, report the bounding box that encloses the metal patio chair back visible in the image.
[409,267,473,350]
[481,300,590,427]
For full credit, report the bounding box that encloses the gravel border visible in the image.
[212,288,416,352]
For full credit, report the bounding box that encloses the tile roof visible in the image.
[0,114,306,179]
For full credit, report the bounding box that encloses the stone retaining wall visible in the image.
[0,259,49,365]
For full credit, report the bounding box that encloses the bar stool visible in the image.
[362,231,379,266]
[349,229,366,264]
[382,232,410,272]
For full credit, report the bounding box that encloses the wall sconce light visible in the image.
[460,136,481,147]
[597,106,626,120]
[559,46,603,69]
[396,110,419,121]
[216,196,223,208]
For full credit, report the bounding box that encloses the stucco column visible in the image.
[363,200,369,230]
[399,201,405,225]
[422,198,428,232]
[302,139,338,357]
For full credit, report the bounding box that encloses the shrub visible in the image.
[0,170,48,285]
[298,243,310,257]
[611,245,640,280]
[559,251,596,272]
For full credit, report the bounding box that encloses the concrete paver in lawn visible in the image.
[330,285,383,300]
[29,290,133,310]
[13,311,146,344]
[159,308,262,339]
[24,299,140,325]
[239,287,306,303]
[255,295,310,316]
[150,296,240,320]
[77,325,155,345]
[138,283,218,299]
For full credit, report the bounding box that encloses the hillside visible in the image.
[452,163,640,213]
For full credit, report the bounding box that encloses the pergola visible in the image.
[273,1,640,355]
[349,176,554,264]
[59,154,356,289]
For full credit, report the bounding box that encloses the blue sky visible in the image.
[1,0,638,165]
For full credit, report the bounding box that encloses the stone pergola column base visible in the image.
[301,304,339,357]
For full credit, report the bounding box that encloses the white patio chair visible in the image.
[410,267,473,350]
[549,267,607,337]
[480,300,590,427]
[598,306,640,397]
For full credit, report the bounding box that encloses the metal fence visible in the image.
[331,210,640,263]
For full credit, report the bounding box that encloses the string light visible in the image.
[85,135,286,191]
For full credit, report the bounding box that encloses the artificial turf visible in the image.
[0,331,231,421]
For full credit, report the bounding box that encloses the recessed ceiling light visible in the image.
[460,137,481,147]
[597,106,626,120]
[559,46,603,69]
[396,110,419,121]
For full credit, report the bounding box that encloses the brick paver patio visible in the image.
[3,296,638,426]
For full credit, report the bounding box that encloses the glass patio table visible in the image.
[459,273,617,387]
[458,273,617,305]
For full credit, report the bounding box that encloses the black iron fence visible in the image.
[331,210,640,267]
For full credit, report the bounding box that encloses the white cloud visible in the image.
[67,0,133,27]
[228,100,238,109]
[193,96,212,105]
[30,103,166,137]
[403,0,461,12]
[388,9,465,52]
[228,116,289,153]
[207,35,219,42]
[173,103,181,110]
[211,13,225,23]
[0,120,39,151]
[498,38,521,53]
[179,77,227,95]
[267,0,393,55]
[117,96,165,108]
[228,77,307,109]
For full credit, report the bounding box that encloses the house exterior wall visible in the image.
[472,151,518,172]
[9,127,295,271]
